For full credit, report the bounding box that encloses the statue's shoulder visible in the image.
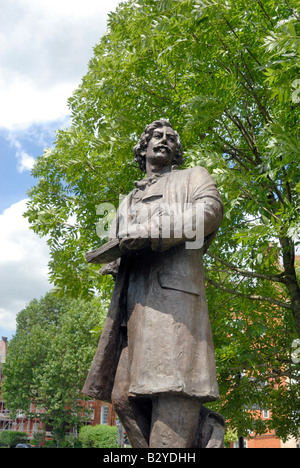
[176,165,212,179]
[173,167,217,192]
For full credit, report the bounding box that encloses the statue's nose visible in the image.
[159,133,168,144]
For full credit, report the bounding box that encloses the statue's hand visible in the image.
[119,236,150,254]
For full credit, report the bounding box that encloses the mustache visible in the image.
[153,144,171,153]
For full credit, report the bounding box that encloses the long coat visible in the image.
[82,166,223,403]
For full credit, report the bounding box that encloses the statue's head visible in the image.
[133,119,183,173]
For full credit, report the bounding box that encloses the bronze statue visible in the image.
[83,119,225,448]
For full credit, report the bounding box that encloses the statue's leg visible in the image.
[149,394,202,448]
[111,344,152,448]
[195,406,225,448]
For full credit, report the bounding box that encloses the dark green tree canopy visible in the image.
[1,292,105,440]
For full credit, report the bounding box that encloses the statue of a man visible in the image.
[83,119,224,448]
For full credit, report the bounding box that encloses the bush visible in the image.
[79,425,119,448]
[0,431,28,448]
[59,435,82,448]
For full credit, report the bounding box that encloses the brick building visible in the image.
[231,410,283,448]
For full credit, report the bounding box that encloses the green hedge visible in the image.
[0,431,28,447]
[79,425,119,448]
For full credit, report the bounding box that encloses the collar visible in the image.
[134,165,178,190]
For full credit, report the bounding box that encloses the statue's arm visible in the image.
[151,167,223,252]
[112,167,223,254]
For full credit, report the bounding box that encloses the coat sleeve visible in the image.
[151,166,223,252]
[190,165,223,237]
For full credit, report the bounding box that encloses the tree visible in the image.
[24,0,299,439]
[1,292,105,442]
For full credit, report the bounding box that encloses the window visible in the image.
[233,439,248,448]
[100,405,109,425]
[262,410,270,419]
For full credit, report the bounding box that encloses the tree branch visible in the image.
[216,129,257,167]
[224,110,263,161]
[218,40,272,124]
[256,0,275,26]
[147,55,179,95]
[284,0,300,22]
[206,277,292,310]
[207,252,287,283]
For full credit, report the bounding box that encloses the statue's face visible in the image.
[145,125,177,167]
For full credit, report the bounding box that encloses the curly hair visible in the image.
[133,119,184,173]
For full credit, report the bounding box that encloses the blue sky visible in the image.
[0,0,122,340]
[0,122,59,212]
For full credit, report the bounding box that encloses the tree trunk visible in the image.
[281,236,300,338]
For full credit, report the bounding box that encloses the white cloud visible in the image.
[5,131,35,173]
[0,74,74,131]
[0,199,51,336]
[0,0,122,129]
[16,151,35,173]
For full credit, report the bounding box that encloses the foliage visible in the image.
[31,431,46,447]
[46,434,82,448]
[207,271,300,439]
[24,0,300,440]
[1,292,105,439]
[224,429,238,448]
[78,424,119,448]
[0,431,28,448]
